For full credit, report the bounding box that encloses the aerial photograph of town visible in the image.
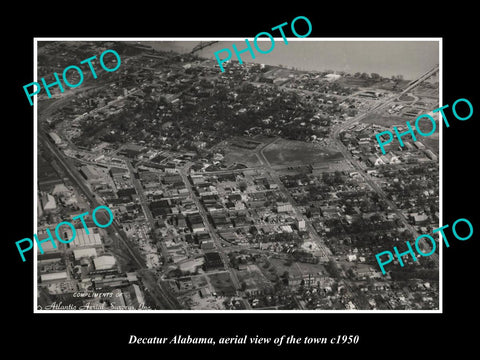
[35,40,440,311]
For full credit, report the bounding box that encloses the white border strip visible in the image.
[438,38,443,313]
[34,38,39,311]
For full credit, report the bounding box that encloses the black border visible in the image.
[6,5,479,355]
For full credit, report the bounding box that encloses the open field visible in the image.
[398,112,440,154]
[223,147,261,168]
[399,93,416,102]
[237,267,273,290]
[263,67,297,79]
[361,112,406,127]
[362,106,439,153]
[296,261,327,275]
[267,258,302,278]
[337,77,372,87]
[230,137,263,149]
[221,136,277,168]
[263,139,343,167]
[412,85,438,99]
[337,77,409,91]
[251,135,277,143]
[207,272,236,296]
[420,133,439,154]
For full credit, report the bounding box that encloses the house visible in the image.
[410,212,429,225]
[301,273,323,287]
[367,156,385,167]
[176,214,187,228]
[176,277,194,291]
[347,254,357,262]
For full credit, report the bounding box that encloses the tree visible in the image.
[238,181,247,192]
[284,259,293,266]
[325,259,341,278]
[334,170,343,183]
[240,281,247,291]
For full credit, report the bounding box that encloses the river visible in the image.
[139,39,439,81]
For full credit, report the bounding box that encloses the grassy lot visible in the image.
[399,94,415,102]
[411,113,440,154]
[296,262,327,275]
[361,112,406,127]
[264,139,342,167]
[223,148,260,168]
[337,77,371,88]
[207,272,236,296]
[412,85,438,99]
[420,133,439,154]
[363,111,439,153]
[267,258,302,278]
[237,267,273,290]
[192,275,208,289]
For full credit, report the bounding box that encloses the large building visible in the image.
[49,132,62,145]
[73,248,97,260]
[187,213,206,233]
[64,228,103,248]
[40,271,68,282]
[297,219,306,230]
[93,255,117,271]
[277,202,293,213]
[40,193,57,212]
[36,229,60,253]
